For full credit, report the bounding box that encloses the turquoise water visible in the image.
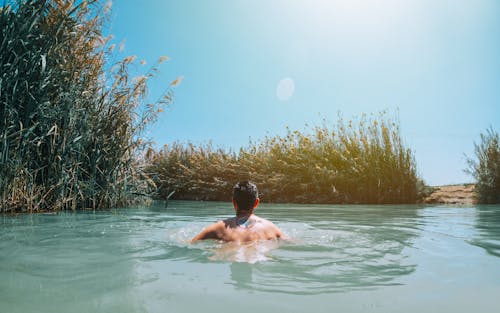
[1,201,499,313]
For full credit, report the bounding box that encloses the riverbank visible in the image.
[423,184,475,205]
[1,184,477,215]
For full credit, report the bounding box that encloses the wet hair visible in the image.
[232,181,258,211]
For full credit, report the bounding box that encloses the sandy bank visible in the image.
[423,184,475,205]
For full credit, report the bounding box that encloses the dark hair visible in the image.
[233,181,258,211]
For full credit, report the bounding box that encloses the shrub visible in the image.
[148,113,425,204]
[466,128,500,204]
[0,0,174,212]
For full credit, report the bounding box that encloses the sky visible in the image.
[109,0,500,186]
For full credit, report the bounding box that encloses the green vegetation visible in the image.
[0,1,427,210]
[0,0,174,212]
[148,113,425,204]
[466,128,500,204]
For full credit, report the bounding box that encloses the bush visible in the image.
[466,128,500,204]
[0,0,173,212]
[147,113,425,204]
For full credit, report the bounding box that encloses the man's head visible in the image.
[232,181,259,213]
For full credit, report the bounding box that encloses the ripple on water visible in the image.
[3,203,499,308]
[138,216,418,295]
[247,223,416,294]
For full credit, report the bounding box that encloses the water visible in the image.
[1,201,499,313]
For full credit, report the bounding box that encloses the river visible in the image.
[1,201,499,312]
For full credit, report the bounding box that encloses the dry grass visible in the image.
[148,113,426,204]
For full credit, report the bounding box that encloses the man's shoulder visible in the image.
[252,216,280,230]
[211,220,226,230]
[253,215,274,225]
[253,216,285,238]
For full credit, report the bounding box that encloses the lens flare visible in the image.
[276,78,295,101]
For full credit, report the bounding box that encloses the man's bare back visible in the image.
[191,181,285,243]
[191,214,284,242]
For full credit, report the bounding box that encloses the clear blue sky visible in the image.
[109,0,500,186]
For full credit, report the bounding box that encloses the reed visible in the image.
[0,0,173,212]
[466,128,500,204]
[147,113,425,204]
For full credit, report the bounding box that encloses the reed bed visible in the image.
[148,113,425,204]
[466,128,500,204]
[1,0,173,212]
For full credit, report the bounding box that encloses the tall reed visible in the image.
[1,0,174,212]
[147,113,424,204]
[466,128,500,204]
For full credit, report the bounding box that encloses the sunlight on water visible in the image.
[1,202,499,313]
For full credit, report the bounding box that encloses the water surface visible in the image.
[1,201,499,312]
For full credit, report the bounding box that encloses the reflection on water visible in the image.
[221,205,421,294]
[0,211,148,313]
[208,240,281,263]
[472,205,500,257]
[1,202,500,313]
[230,262,253,290]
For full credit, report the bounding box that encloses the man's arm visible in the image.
[260,218,287,240]
[191,222,223,243]
[269,221,288,240]
[275,227,287,240]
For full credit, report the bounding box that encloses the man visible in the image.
[191,181,285,242]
